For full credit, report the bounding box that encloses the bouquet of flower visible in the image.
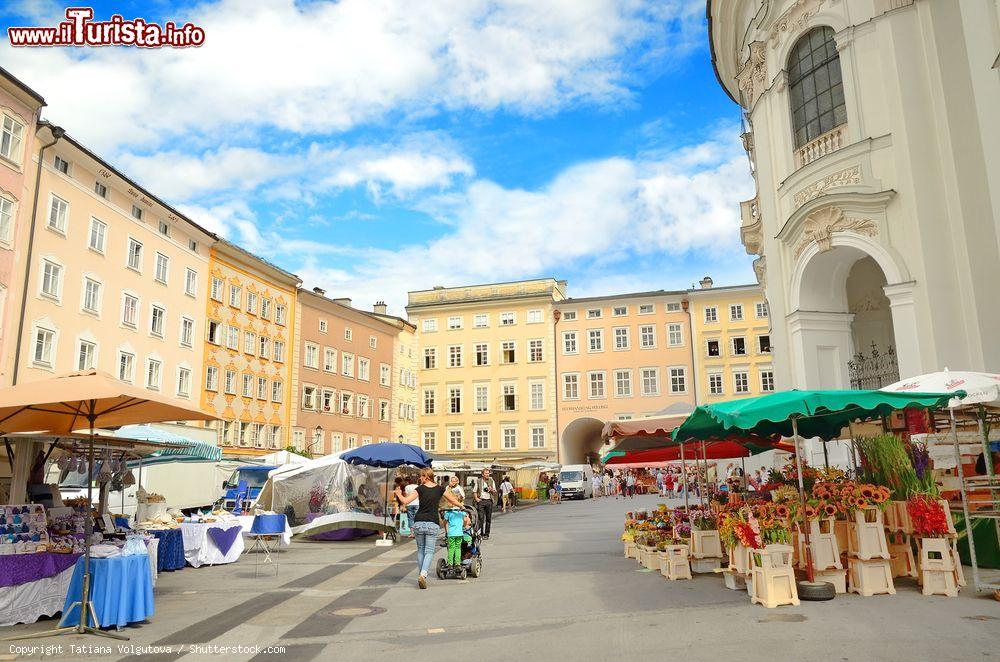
[690,507,717,531]
[907,494,950,537]
[673,522,691,539]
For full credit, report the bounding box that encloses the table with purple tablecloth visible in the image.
[0,552,81,627]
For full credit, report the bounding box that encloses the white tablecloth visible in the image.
[145,538,159,587]
[0,565,75,627]
[237,515,292,547]
[179,522,244,568]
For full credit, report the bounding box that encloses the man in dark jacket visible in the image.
[473,468,497,538]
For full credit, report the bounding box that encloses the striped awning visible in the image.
[115,424,222,465]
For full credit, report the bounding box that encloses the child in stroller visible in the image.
[437,503,483,579]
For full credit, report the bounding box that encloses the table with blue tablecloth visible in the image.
[60,554,153,630]
[0,552,81,627]
[145,529,185,571]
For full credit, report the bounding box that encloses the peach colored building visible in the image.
[202,240,299,458]
[290,288,397,454]
[8,123,216,411]
[0,68,46,386]
[554,291,696,463]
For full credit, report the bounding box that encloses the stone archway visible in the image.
[558,417,605,465]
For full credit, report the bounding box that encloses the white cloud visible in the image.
[1,0,702,152]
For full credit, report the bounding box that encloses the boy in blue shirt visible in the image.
[442,500,471,567]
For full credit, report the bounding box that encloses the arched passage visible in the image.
[559,417,605,465]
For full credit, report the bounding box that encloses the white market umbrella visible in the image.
[882,369,1000,408]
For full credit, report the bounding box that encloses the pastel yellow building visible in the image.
[202,240,299,457]
[407,279,566,462]
[368,302,420,445]
[553,291,696,464]
[688,277,773,404]
[8,123,215,411]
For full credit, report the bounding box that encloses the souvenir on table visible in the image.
[2,504,50,553]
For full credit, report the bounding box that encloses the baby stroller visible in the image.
[437,504,484,580]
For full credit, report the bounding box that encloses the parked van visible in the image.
[558,464,595,499]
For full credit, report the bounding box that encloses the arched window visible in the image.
[788,27,847,148]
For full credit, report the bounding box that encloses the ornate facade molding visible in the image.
[793,206,878,259]
[740,197,763,256]
[736,41,768,107]
[752,256,767,289]
[768,0,825,48]
[793,166,861,208]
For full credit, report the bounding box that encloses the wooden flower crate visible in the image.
[887,531,918,579]
[728,544,750,575]
[662,544,692,580]
[623,540,637,559]
[637,545,658,569]
[691,529,724,559]
[918,537,959,597]
[814,567,847,593]
[749,545,800,609]
[848,555,896,596]
[796,517,843,571]
[848,507,890,560]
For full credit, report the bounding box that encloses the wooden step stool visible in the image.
[691,529,724,559]
[797,518,843,571]
[848,555,895,596]
[918,538,958,597]
[662,544,692,580]
[750,545,800,608]
[848,507,890,560]
[887,531,918,578]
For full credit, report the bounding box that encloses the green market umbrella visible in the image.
[671,388,962,597]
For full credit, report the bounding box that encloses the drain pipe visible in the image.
[11,125,64,385]
[682,298,699,405]
[552,309,561,465]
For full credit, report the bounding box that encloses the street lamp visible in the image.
[306,426,324,456]
[398,435,404,443]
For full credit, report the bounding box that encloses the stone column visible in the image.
[786,310,856,389]
[883,281,921,380]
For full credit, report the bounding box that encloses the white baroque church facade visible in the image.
[708,0,1000,390]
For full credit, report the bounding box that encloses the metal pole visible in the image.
[81,413,94,630]
[847,421,859,479]
[680,442,689,512]
[792,418,815,584]
[952,407,979,589]
[699,440,708,508]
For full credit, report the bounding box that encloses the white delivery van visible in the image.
[558,464,595,500]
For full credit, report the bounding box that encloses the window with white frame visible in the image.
[275,304,286,325]
[246,292,257,314]
[612,306,626,317]
[562,311,577,321]
[641,368,659,396]
[369,336,377,349]
[423,388,436,415]
[587,329,603,352]
[122,294,139,329]
[423,430,436,451]
[274,340,286,362]
[730,304,744,321]
[379,400,390,422]
[82,277,101,314]
[184,268,197,297]
[502,427,517,449]
[758,335,771,354]
[322,389,334,412]
[424,347,436,369]
[704,306,718,323]
[380,363,391,386]
[589,371,606,399]
[500,312,515,326]
[474,313,489,328]
[447,316,462,330]
[257,377,267,400]
[131,205,143,221]
[126,238,143,271]
[344,328,352,341]
[666,302,682,312]
[94,181,107,198]
[224,369,237,394]
[732,337,747,356]
[259,336,270,359]
[154,253,169,284]
[474,343,488,366]
[422,318,437,332]
[206,320,221,345]
[229,285,241,308]
[304,342,319,369]
[177,367,191,398]
[358,357,370,381]
[613,327,629,350]
[47,195,68,233]
[448,345,463,368]
[639,325,655,348]
[118,351,136,383]
[448,386,462,414]
[223,325,238,350]
[760,370,775,392]
[529,381,544,410]
[563,331,578,354]
[204,365,218,391]
[501,341,516,364]
[562,373,579,400]
[242,373,253,398]
[528,339,543,362]
[734,371,749,394]
[210,277,224,301]
[706,339,720,357]
[638,303,654,314]
[587,308,602,319]
[614,369,632,397]
[474,383,489,413]
[0,196,13,244]
[756,302,769,318]
[475,428,489,450]
[179,317,194,347]
[243,331,256,355]
[40,259,62,299]
[302,385,317,410]
[1,114,24,163]
[271,380,283,402]
[449,429,463,451]
[346,434,358,449]
[319,319,328,333]
[157,220,169,236]
[260,298,271,319]
[150,305,165,338]
[77,340,96,370]
[341,352,354,377]
[530,425,545,449]
[709,373,724,395]
[527,309,543,324]
[88,218,106,253]
[669,367,687,393]
[501,383,517,411]
[340,392,355,416]
[188,239,198,253]
[323,347,336,372]
[667,323,683,347]
[54,155,70,174]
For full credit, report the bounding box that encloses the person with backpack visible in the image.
[472,468,498,538]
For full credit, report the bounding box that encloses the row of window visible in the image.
[302,342,389,385]
[562,323,685,354]
[292,429,377,454]
[421,424,547,452]
[218,420,284,449]
[708,368,775,396]
[209,278,287,325]
[422,339,543,369]
[422,380,546,416]
[562,366,688,400]
[301,385,391,421]
[706,335,771,358]
[560,302,683,320]
[315,318,378,348]
[205,321,286,362]
[703,302,768,324]
[204,366,284,402]
[421,309,543,332]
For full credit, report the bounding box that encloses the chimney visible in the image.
[312,287,325,296]
[333,297,352,307]
[432,285,444,290]
[373,301,387,315]
[699,276,714,289]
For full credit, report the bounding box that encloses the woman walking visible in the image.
[395,467,461,589]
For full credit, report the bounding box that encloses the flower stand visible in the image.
[918,538,958,597]
[887,531,918,579]
[623,540,636,559]
[638,545,658,570]
[814,567,847,593]
[690,557,722,574]
[847,556,896,596]
[658,550,670,578]
[749,545,799,609]
[662,545,692,581]
[728,544,750,575]
[848,507,890,560]
[690,529,724,560]
[796,518,842,571]
[833,519,849,554]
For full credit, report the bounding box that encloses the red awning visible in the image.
[605,439,794,466]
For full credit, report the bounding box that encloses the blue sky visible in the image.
[1,0,755,314]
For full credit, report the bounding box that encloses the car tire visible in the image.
[797,580,836,601]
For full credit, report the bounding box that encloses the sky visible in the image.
[0,0,755,315]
